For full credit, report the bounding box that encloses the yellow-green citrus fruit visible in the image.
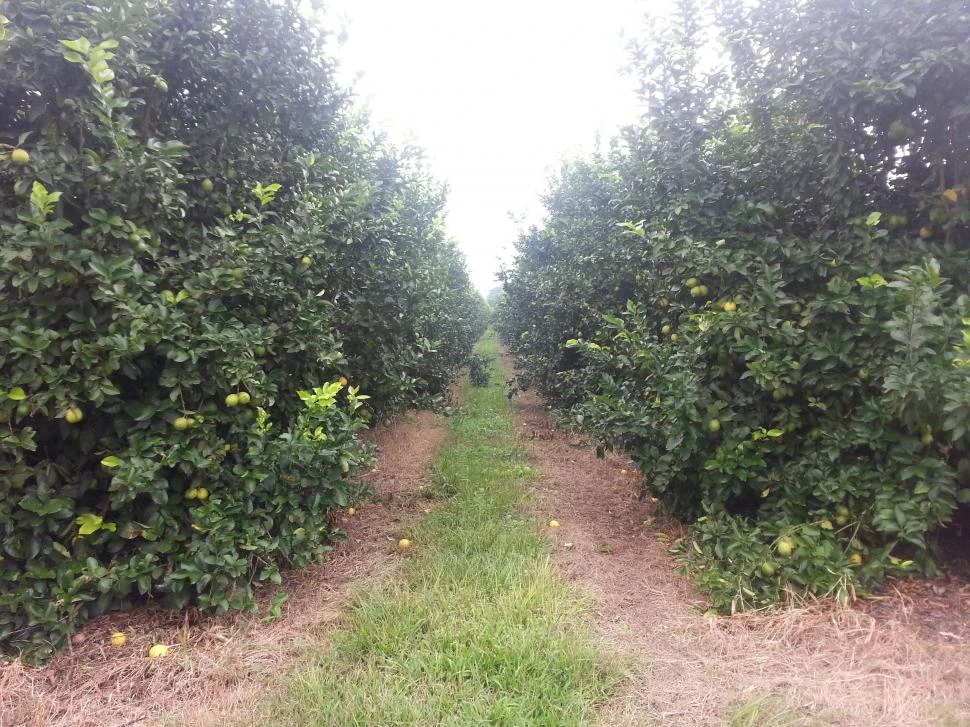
[921,432,934,446]
[11,148,29,166]
[835,505,850,525]
[722,301,737,312]
[398,538,412,549]
[690,285,702,297]
[110,632,127,646]
[195,487,209,500]
[201,178,214,193]
[185,488,198,499]
[65,406,84,424]
[888,214,907,228]
[759,562,776,576]
[661,324,672,335]
[849,553,863,566]
[154,77,168,93]
[173,416,192,431]
[300,255,312,266]
[237,392,251,405]
[148,644,169,658]
[698,285,709,296]
[685,277,699,288]
[347,507,356,516]
[776,539,794,557]
[548,520,560,528]
[670,333,680,341]
[223,443,232,453]
[225,393,240,407]
[707,418,721,433]
[887,119,910,142]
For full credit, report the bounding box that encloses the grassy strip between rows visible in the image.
[254,331,618,726]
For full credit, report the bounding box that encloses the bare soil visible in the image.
[0,410,449,727]
[511,389,970,727]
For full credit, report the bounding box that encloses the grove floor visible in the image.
[3,353,970,726]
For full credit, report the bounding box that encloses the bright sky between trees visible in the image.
[320,0,656,296]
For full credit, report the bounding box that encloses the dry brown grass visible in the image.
[511,388,970,727]
[0,410,449,727]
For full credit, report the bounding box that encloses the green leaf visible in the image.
[75,513,104,536]
[100,455,122,468]
[59,37,92,55]
[8,387,26,401]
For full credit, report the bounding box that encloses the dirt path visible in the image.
[0,411,448,727]
[511,389,970,727]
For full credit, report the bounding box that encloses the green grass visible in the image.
[727,696,824,727]
[256,331,618,726]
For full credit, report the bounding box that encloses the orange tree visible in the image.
[499,0,970,611]
[0,0,485,662]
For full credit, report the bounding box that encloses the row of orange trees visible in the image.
[0,0,487,662]
[499,0,970,611]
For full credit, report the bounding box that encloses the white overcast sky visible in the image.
[319,0,661,295]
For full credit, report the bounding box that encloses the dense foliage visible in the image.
[0,0,486,662]
[499,0,970,611]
